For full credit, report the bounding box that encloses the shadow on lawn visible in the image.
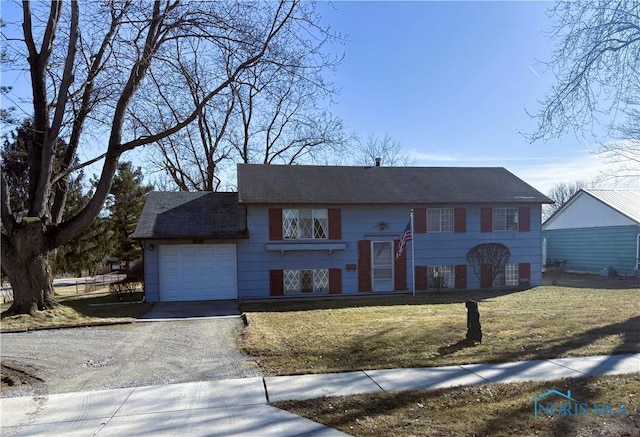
[488,315,640,365]
[241,288,528,313]
[436,339,480,357]
[60,292,151,319]
[276,375,639,437]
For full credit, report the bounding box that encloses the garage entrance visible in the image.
[158,244,237,301]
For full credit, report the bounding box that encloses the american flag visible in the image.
[395,220,412,260]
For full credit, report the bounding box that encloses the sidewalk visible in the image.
[1,353,638,437]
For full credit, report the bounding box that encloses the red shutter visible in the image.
[414,208,426,233]
[357,240,371,292]
[481,208,493,233]
[394,240,407,291]
[455,264,467,289]
[518,207,530,232]
[269,209,283,240]
[328,208,342,240]
[415,266,428,290]
[480,264,492,289]
[519,263,531,287]
[454,208,466,233]
[329,268,342,294]
[270,270,284,296]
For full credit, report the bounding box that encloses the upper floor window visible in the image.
[427,208,454,232]
[283,209,328,239]
[493,208,518,231]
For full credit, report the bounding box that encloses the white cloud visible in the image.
[408,150,460,163]
[513,153,625,194]
[409,147,632,195]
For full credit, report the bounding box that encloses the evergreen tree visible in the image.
[107,162,153,265]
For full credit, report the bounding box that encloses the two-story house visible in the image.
[132,164,552,302]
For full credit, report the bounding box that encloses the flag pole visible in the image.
[410,209,415,297]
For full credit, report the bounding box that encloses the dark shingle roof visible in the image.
[237,164,553,205]
[132,192,247,239]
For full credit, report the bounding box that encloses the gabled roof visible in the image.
[237,164,552,205]
[543,188,640,227]
[132,192,247,240]
[583,188,640,223]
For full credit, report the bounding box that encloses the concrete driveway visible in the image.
[1,308,260,398]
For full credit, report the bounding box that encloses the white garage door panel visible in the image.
[159,244,237,301]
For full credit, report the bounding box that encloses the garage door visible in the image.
[159,244,237,301]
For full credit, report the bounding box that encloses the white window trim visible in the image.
[283,269,329,294]
[427,265,455,289]
[496,263,519,287]
[283,208,328,240]
[493,208,519,232]
[427,208,454,233]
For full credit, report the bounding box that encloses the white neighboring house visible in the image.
[542,189,640,276]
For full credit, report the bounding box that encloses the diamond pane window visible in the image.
[313,209,328,239]
[284,270,300,293]
[283,209,299,239]
[313,269,329,293]
[283,269,329,294]
[282,209,328,239]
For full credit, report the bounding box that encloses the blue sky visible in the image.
[0,1,619,194]
[318,1,615,193]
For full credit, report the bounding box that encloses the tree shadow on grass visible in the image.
[488,315,640,365]
[436,339,480,357]
[275,375,639,437]
[241,287,528,313]
[57,292,152,319]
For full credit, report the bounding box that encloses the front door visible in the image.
[371,241,394,291]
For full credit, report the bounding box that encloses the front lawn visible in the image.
[276,373,640,437]
[1,286,152,331]
[241,277,639,375]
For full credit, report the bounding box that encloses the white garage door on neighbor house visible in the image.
[158,244,238,301]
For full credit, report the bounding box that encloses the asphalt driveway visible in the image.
[1,313,261,398]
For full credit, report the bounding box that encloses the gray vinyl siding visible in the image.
[543,225,640,275]
[236,204,544,298]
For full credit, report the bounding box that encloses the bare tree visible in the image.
[140,3,345,191]
[319,133,415,167]
[0,1,318,316]
[466,243,511,290]
[543,179,599,220]
[350,133,416,167]
[528,1,640,182]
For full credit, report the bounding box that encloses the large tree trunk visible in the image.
[1,218,57,318]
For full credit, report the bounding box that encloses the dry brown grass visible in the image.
[1,289,151,331]
[241,276,639,375]
[276,373,640,437]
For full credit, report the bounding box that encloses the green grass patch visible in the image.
[275,373,640,437]
[241,284,639,375]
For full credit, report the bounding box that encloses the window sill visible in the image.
[266,242,346,254]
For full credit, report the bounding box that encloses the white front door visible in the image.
[371,241,394,291]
